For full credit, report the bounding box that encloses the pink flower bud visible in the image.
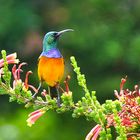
[27,109,45,127]
[0,53,19,67]
[41,89,47,96]
[85,124,102,140]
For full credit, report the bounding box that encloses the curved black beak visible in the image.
[55,29,74,38]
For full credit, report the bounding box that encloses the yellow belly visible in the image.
[38,56,64,87]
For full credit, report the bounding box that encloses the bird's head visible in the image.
[43,29,73,52]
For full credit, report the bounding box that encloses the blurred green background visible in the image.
[0,0,140,139]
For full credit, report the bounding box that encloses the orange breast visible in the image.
[38,56,64,87]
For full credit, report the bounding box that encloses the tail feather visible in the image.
[49,86,58,98]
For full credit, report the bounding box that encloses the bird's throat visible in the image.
[41,48,62,58]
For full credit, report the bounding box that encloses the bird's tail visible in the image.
[49,86,61,106]
[49,86,58,98]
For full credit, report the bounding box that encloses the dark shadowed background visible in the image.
[0,0,140,139]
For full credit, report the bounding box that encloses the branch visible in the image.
[1,50,140,140]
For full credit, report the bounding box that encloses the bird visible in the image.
[36,29,73,104]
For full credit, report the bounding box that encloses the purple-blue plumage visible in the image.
[40,48,62,58]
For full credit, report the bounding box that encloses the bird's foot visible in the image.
[55,84,61,107]
[32,92,38,99]
[57,96,61,107]
[32,83,42,98]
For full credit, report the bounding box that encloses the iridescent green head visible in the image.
[43,29,74,52]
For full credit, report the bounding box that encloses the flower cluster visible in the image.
[87,77,140,140]
[107,77,140,139]
[0,51,19,92]
[12,63,37,93]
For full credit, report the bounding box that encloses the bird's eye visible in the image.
[47,36,54,44]
[53,33,57,37]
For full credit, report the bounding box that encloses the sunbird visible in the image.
[37,29,73,104]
